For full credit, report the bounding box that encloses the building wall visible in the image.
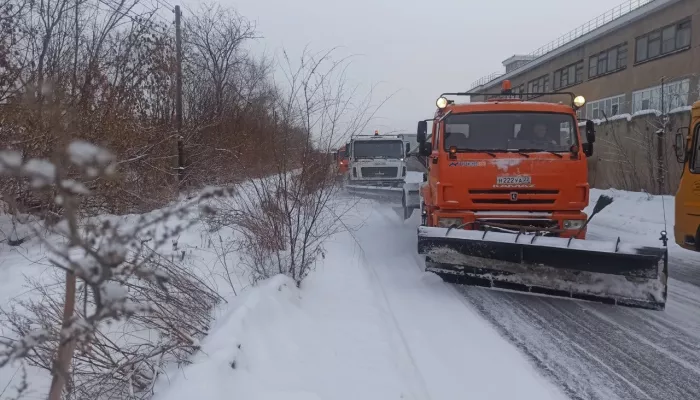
[473,0,700,116]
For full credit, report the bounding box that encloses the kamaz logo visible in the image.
[449,161,487,167]
[510,192,518,201]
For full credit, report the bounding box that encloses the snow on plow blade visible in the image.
[417,226,669,310]
[345,183,404,205]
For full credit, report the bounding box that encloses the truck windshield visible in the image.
[353,140,404,159]
[443,112,578,152]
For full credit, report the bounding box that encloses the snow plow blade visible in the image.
[345,182,404,205]
[418,226,668,310]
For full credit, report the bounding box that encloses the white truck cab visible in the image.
[347,132,408,188]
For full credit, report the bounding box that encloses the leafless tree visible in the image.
[204,47,391,286]
[182,2,258,118]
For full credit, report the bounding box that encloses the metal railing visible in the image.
[469,0,657,90]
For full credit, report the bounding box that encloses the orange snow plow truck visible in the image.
[336,144,349,175]
[414,80,669,310]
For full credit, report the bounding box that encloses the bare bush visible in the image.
[204,48,385,286]
[0,141,226,399]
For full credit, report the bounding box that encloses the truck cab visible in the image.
[674,100,700,250]
[415,81,596,239]
[347,131,409,188]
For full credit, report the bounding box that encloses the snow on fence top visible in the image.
[469,0,657,90]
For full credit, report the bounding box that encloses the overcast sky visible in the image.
[187,0,621,135]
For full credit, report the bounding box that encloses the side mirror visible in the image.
[405,142,411,156]
[675,127,689,163]
[419,142,432,157]
[417,120,427,143]
[582,142,593,157]
[585,120,596,144]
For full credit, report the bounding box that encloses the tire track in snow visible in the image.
[348,212,434,400]
[370,207,566,400]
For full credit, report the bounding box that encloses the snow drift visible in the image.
[152,199,566,400]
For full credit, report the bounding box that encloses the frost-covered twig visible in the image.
[0,140,226,400]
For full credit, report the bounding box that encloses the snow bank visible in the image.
[586,188,675,249]
[153,200,566,400]
[152,253,417,400]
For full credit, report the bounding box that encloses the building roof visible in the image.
[469,0,681,91]
[502,55,537,67]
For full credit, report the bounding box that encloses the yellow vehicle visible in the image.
[674,100,700,251]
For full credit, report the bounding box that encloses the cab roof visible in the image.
[436,100,577,117]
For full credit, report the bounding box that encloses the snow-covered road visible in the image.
[457,276,700,400]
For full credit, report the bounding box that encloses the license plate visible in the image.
[496,175,531,185]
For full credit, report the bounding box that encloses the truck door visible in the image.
[429,121,440,181]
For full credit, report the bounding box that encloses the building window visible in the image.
[589,43,627,78]
[584,94,626,119]
[632,78,691,114]
[554,60,584,89]
[527,74,549,95]
[635,18,692,63]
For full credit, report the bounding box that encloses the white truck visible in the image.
[345,132,409,204]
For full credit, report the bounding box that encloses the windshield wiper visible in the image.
[517,148,564,158]
[459,148,498,158]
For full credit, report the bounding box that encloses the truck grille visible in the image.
[361,167,398,178]
[469,188,559,205]
[476,218,560,236]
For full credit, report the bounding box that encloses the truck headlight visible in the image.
[438,217,463,228]
[563,219,585,229]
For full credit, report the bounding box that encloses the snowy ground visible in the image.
[151,197,566,400]
[2,178,699,400]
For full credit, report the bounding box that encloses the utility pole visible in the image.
[175,5,184,184]
[657,76,666,195]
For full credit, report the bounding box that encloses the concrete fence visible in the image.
[586,108,691,195]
